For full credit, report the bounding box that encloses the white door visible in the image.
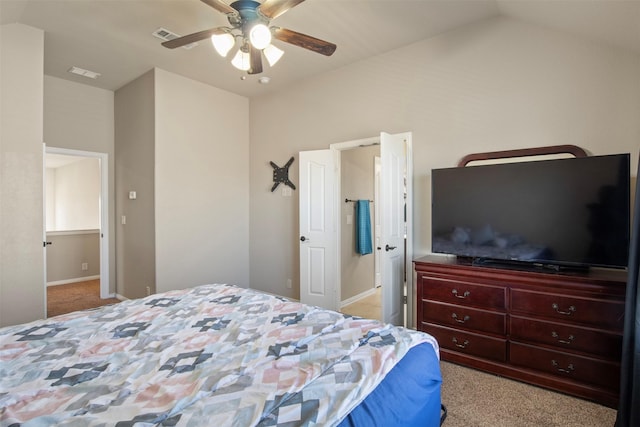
[374,156,382,288]
[380,132,407,326]
[299,149,337,310]
[43,144,49,318]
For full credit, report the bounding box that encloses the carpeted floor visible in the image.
[440,361,617,427]
[47,280,121,317]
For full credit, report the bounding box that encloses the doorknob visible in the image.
[385,244,397,251]
[43,241,52,247]
[300,236,309,242]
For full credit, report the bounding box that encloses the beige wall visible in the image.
[46,231,100,283]
[249,16,640,300]
[114,68,250,297]
[0,23,45,327]
[154,69,250,292]
[44,75,116,295]
[341,146,379,301]
[115,70,156,299]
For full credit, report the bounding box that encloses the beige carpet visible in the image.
[47,280,120,317]
[441,361,617,427]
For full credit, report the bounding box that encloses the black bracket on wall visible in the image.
[270,156,296,192]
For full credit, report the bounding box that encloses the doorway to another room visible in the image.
[299,132,412,327]
[44,147,113,317]
[339,146,382,321]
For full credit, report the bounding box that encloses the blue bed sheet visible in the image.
[339,341,442,427]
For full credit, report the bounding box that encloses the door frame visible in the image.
[330,133,414,327]
[44,146,110,300]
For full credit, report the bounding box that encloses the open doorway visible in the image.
[298,132,413,327]
[339,145,382,321]
[44,147,112,317]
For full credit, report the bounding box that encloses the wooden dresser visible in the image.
[414,255,627,407]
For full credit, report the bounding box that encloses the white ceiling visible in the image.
[1,0,639,98]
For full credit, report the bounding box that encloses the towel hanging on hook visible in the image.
[355,200,373,255]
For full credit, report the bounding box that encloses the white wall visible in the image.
[47,158,100,231]
[154,69,250,292]
[249,16,640,300]
[46,168,56,228]
[0,23,45,327]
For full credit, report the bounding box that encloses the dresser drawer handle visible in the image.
[452,313,470,324]
[452,289,470,299]
[551,359,575,374]
[452,337,470,349]
[551,303,576,316]
[551,331,575,345]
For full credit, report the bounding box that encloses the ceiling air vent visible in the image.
[68,66,101,79]
[152,27,198,50]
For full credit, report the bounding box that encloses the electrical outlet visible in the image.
[286,279,292,289]
[146,286,151,296]
[81,262,88,271]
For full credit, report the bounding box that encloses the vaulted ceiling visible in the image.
[2,0,639,98]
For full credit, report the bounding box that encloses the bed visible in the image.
[0,284,441,426]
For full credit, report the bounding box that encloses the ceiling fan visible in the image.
[162,0,337,75]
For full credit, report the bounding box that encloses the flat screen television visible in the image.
[431,153,630,271]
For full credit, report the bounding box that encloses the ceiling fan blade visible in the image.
[273,27,336,56]
[162,27,226,49]
[248,45,263,74]
[259,0,305,20]
[201,0,237,15]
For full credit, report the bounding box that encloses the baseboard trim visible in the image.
[340,287,378,308]
[115,294,129,301]
[47,275,100,287]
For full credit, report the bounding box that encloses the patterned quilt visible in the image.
[0,284,438,426]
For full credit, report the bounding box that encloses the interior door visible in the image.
[374,156,382,287]
[299,149,337,310]
[380,132,406,326]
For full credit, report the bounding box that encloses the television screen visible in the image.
[431,153,630,270]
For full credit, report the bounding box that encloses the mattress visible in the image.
[0,284,441,426]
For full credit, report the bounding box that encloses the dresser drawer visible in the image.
[510,289,625,330]
[419,275,506,309]
[421,300,507,335]
[420,323,507,362]
[510,342,620,391]
[510,315,622,359]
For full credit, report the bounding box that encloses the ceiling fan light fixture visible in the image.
[161,0,336,74]
[231,48,251,71]
[249,23,272,50]
[263,44,284,67]
[211,32,235,57]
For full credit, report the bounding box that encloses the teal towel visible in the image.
[356,200,373,255]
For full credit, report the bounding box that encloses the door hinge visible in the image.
[403,295,407,304]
